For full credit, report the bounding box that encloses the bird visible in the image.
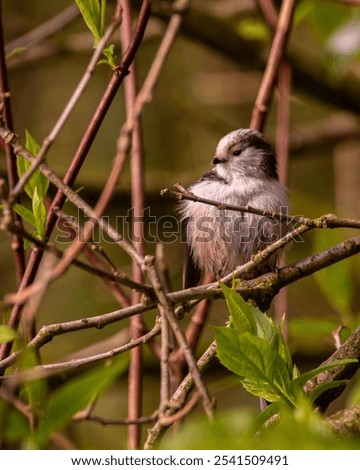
[179,128,289,291]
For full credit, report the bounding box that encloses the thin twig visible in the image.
[0,222,344,372]
[120,0,146,450]
[159,304,171,415]
[5,319,161,382]
[0,4,25,285]
[5,4,80,54]
[144,341,217,449]
[304,326,360,411]
[158,391,200,426]
[74,412,158,426]
[2,228,360,375]
[256,0,278,29]
[144,255,214,419]
[161,186,360,230]
[1,218,152,298]
[250,0,297,131]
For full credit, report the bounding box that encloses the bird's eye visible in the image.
[233,150,241,156]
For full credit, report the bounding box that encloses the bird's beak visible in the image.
[212,155,225,164]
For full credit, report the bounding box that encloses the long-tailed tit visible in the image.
[179,128,289,288]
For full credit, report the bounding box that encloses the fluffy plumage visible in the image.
[179,129,289,284]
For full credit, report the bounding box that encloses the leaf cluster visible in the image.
[214,284,356,424]
[75,0,116,67]
[15,131,49,241]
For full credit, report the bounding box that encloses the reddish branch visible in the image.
[120,0,146,450]
[250,0,297,131]
[0,3,25,285]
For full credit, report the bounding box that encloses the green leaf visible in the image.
[17,131,49,200]
[0,325,16,343]
[215,328,294,405]
[309,380,348,404]
[25,129,40,156]
[32,187,46,240]
[98,43,116,68]
[248,402,280,435]
[276,321,293,374]
[13,203,36,227]
[75,0,104,43]
[292,358,357,391]
[16,154,33,199]
[313,230,354,323]
[220,283,256,335]
[34,356,128,447]
[25,130,49,198]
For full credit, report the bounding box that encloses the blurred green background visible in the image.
[1,0,360,449]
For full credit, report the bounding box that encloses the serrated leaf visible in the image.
[220,283,256,335]
[25,131,49,198]
[252,307,276,341]
[0,325,17,343]
[75,0,104,43]
[215,328,294,404]
[17,131,49,200]
[32,187,46,240]
[13,203,36,227]
[34,356,128,447]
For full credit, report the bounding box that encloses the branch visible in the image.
[144,255,214,419]
[250,0,297,130]
[2,225,359,374]
[121,0,145,450]
[5,319,161,382]
[0,217,152,296]
[161,185,360,230]
[326,406,360,437]
[0,4,25,284]
[304,326,360,411]
[5,4,80,54]
[74,412,158,426]
[144,340,217,449]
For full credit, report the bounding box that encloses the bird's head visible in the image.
[212,128,279,180]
